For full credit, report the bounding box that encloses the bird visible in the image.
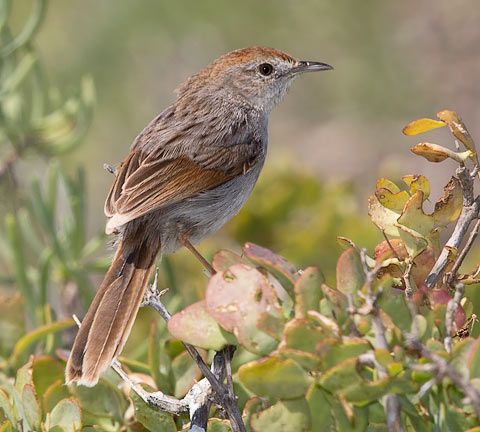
[66,46,332,386]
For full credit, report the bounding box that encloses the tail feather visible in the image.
[66,238,159,386]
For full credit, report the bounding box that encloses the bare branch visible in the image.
[141,275,246,432]
[447,219,480,283]
[402,260,414,299]
[73,314,189,415]
[444,283,465,353]
[426,165,480,289]
[112,360,188,415]
[405,335,480,418]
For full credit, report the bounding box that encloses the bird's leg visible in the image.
[180,235,216,276]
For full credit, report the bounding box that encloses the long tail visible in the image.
[66,236,159,386]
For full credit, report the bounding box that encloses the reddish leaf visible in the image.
[205,264,281,355]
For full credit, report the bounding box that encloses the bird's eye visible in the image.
[258,63,274,76]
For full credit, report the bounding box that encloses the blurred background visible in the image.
[17,0,480,232]
[2,0,480,361]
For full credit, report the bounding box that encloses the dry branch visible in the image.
[426,166,480,289]
[141,275,245,432]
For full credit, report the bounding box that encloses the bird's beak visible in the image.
[290,60,333,75]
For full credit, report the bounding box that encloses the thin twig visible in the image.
[113,360,188,414]
[402,260,414,299]
[382,230,401,261]
[223,346,236,401]
[444,283,465,353]
[405,336,480,418]
[359,250,404,432]
[186,350,227,431]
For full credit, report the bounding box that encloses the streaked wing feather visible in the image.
[105,155,240,232]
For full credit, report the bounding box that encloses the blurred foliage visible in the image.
[167,112,480,430]
[226,165,380,283]
[1,2,480,432]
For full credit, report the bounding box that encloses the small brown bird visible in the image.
[66,46,332,386]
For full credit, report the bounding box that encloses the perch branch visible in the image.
[141,274,245,432]
[72,315,188,415]
[112,360,188,415]
[73,311,235,432]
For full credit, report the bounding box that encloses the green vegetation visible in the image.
[1,2,480,431]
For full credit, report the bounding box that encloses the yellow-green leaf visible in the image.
[402,118,446,136]
[402,175,430,200]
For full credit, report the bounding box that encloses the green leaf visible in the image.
[171,351,203,399]
[336,248,366,295]
[378,285,412,332]
[32,356,65,397]
[45,398,81,432]
[28,180,66,264]
[21,384,41,430]
[212,249,249,272]
[368,195,401,238]
[15,358,33,393]
[317,358,362,393]
[294,267,324,318]
[43,380,70,413]
[0,0,47,57]
[0,52,37,98]
[238,355,311,399]
[70,379,126,420]
[375,188,410,213]
[0,421,14,432]
[306,384,334,431]
[5,214,35,320]
[396,191,433,257]
[243,242,297,294]
[277,348,321,371]
[131,391,176,432]
[207,418,233,432]
[403,175,430,200]
[342,377,392,405]
[250,398,311,432]
[467,337,480,379]
[10,319,74,365]
[283,318,334,354]
[0,389,16,426]
[318,338,370,370]
[205,264,281,355]
[331,398,369,432]
[33,76,95,156]
[168,300,236,351]
[147,320,161,387]
[62,166,86,257]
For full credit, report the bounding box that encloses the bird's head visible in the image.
[177,46,333,113]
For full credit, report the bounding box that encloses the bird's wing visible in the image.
[104,120,262,234]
